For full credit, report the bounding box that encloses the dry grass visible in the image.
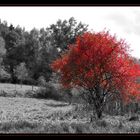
[0,83,38,92]
[0,82,139,133]
[0,97,73,122]
[0,97,139,133]
[0,83,39,97]
[0,97,85,133]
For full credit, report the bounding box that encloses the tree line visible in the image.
[0,17,88,85]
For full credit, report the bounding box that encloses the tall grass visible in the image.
[0,118,139,133]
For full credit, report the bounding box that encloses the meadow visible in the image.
[0,83,38,92]
[0,83,139,133]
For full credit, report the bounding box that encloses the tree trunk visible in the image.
[134,103,138,113]
[93,100,103,119]
[120,100,124,116]
[91,105,103,120]
[10,66,16,83]
[96,109,102,119]
[89,89,105,120]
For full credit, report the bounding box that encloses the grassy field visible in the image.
[0,83,39,98]
[0,83,39,92]
[0,83,139,133]
[0,96,139,133]
[0,97,79,133]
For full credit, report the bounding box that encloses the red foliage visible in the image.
[51,30,140,103]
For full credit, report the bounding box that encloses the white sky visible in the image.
[0,6,140,58]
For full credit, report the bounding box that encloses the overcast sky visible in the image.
[0,6,140,58]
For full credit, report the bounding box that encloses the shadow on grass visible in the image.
[44,103,70,107]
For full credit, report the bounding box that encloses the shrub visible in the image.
[60,122,70,132]
[38,76,47,87]
[60,88,73,103]
[34,81,89,104]
[118,121,123,129]
[0,90,7,97]
[0,122,13,131]
[95,120,108,128]
[0,67,11,83]
[70,123,92,133]
[24,90,36,98]
[0,120,39,132]
[14,120,38,129]
[34,83,62,100]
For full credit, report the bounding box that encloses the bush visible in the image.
[60,123,70,132]
[70,123,84,133]
[0,120,39,132]
[95,120,108,128]
[0,90,7,97]
[34,83,62,101]
[118,121,123,129]
[24,90,36,98]
[14,120,38,129]
[60,87,87,104]
[60,88,73,103]
[0,67,11,83]
[34,81,91,104]
[34,87,48,98]
[38,76,47,87]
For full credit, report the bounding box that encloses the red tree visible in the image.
[51,30,140,119]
